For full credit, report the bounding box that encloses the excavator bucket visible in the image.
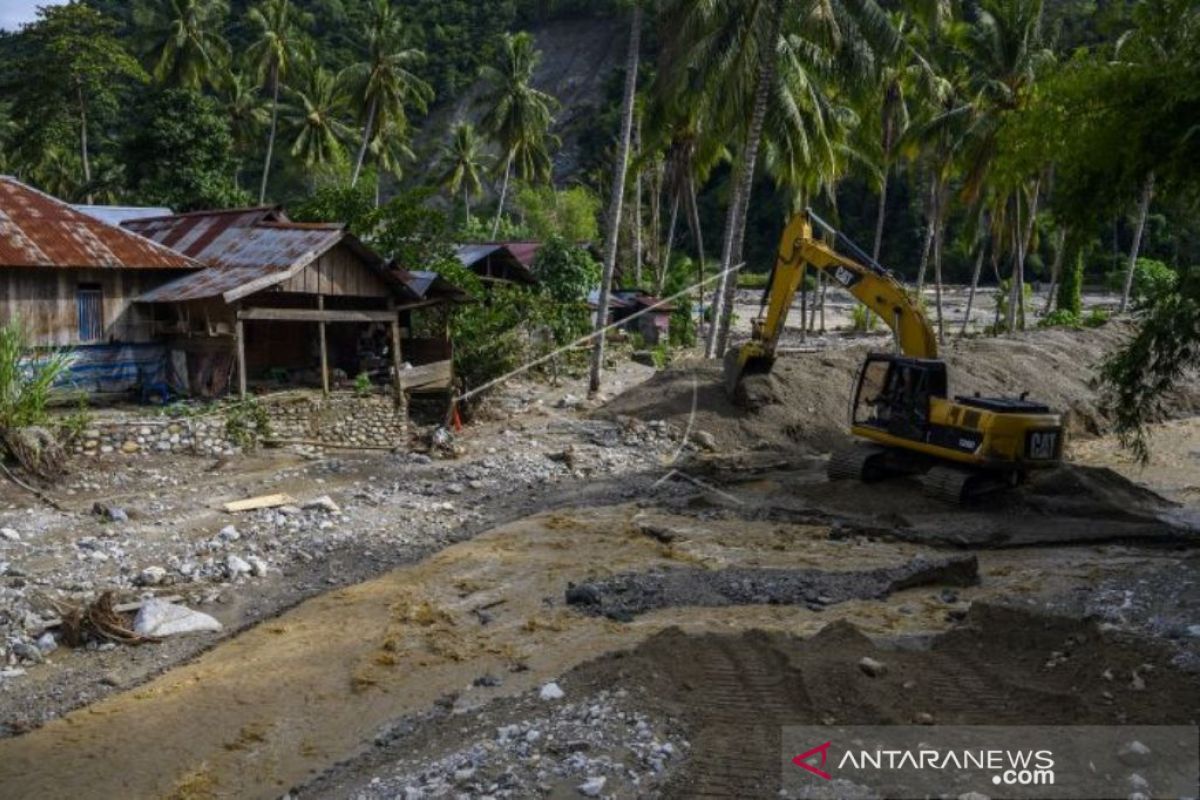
[723,345,774,402]
[723,347,747,398]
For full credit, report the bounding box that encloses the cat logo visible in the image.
[834,267,856,287]
[1027,431,1059,460]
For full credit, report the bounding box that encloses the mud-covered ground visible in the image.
[0,324,1197,800]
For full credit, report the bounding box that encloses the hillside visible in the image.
[414,16,625,183]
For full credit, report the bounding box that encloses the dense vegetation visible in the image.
[0,0,1197,447]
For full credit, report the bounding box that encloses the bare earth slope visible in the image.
[600,323,1200,454]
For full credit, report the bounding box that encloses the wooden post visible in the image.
[318,295,329,395]
[235,314,247,399]
[390,311,404,409]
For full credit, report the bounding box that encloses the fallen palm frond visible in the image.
[56,591,159,647]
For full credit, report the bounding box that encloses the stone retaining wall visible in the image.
[68,391,407,457]
[263,392,408,448]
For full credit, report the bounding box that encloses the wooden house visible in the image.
[126,208,468,399]
[0,176,201,392]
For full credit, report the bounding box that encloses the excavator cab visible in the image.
[851,355,947,443]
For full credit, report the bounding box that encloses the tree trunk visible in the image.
[661,192,680,297]
[633,118,643,287]
[492,153,513,239]
[588,3,642,395]
[932,189,946,342]
[686,172,706,341]
[76,83,92,204]
[818,270,827,333]
[1043,227,1067,314]
[808,270,823,332]
[961,227,987,338]
[351,93,378,188]
[915,175,937,294]
[872,167,889,263]
[709,0,785,358]
[799,279,808,344]
[991,244,1004,333]
[259,64,280,204]
[1119,172,1155,313]
[1011,179,1041,331]
[1006,200,1021,334]
[464,185,471,228]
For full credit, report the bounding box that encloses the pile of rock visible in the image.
[357,686,689,799]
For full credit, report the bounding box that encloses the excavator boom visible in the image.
[725,212,937,395]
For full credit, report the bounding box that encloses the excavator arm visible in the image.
[725,211,938,395]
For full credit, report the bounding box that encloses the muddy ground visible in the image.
[0,323,1197,800]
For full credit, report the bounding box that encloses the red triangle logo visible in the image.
[792,741,833,780]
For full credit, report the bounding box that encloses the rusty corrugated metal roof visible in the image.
[0,177,198,270]
[129,208,416,305]
[123,207,299,260]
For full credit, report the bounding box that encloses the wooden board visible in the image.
[223,493,295,513]
[237,308,400,324]
[397,360,453,391]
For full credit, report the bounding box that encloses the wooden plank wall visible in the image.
[0,268,182,346]
[278,243,390,298]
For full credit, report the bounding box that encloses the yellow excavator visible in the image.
[724,210,1065,502]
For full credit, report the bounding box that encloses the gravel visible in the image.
[344,686,688,799]
[0,408,696,731]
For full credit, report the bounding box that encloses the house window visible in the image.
[77,283,103,343]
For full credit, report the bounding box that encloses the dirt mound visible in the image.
[600,323,1200,453]
[679,459,1193,548]
[563,603,1200,798]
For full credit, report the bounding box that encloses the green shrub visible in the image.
[1105,258,1179,303]
[651,343,670,370]
[1057,248,1084,316]
[850,305,880,333]
[1038,309,1082,329]
[669,298,697,347]
[224,400,271,450]
[354,372,372,396]
[994,279,1034,328]
[1084,308,1111,328]
[738,272,771,289]
[0,320,73,430]
[58,396,92,444]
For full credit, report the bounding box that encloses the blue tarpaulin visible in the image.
[46,344,168,394]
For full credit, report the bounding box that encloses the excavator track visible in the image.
[920,465,977,504]
[921,465,1016,504]
[827,445,891,482]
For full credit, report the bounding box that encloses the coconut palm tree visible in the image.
[955,0,1053,331]
[659,0,897,357]
[284,66,353,168]
[247,0,311,203]
[479,31,560,239]
[1109,0,1185,313]
[589,4,642,394]
[216,69,268,189]
[437,123,489,226]
[135,0,230,90]
[343,0,433,188]
[367,118,416,203]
